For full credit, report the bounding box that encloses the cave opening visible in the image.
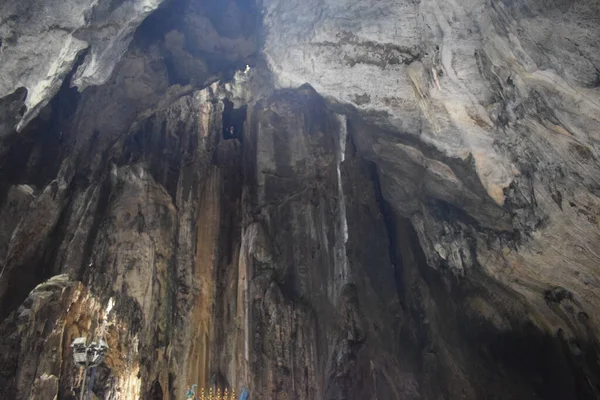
[134,0,259,87]
[222,98,247,141]
[149,380,164,400]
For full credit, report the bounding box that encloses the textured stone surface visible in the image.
[0,275,143,399]
[262,0,600,336]
[1,0,600,399]
[0,0,165,130]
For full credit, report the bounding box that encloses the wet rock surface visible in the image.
[0,0,600,399]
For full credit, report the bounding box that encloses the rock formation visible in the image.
[0,0,599,399]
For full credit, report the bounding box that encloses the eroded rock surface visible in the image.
[0,0,166,130]
[0,0,600,399]
[263,0,600,349]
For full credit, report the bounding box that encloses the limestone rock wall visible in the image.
[0,0,165,130]
[262,0,600,370]
[0,0,600,399]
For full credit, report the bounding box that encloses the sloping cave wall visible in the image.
[0,0,600,399]
[3,76,599,399]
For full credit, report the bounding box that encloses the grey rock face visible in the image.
[261,0,600,213]
[1,0,600,399]
[262,0,600,332]
[0,0,164,130]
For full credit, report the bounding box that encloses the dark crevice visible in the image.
[149,379,164,400]
[0,193,73,320]
[0,87,29,209]
[168,373,175,395]
[365,159,406,310]
[0,48,85,192]
[222,98,247,141]
[0,49,88,320]
[212,136,244,379]
[80,174,113,284]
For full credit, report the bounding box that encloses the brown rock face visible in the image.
[0,275,141,399]
[1,0,600,399]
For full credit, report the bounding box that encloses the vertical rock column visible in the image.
[236,85,406,399]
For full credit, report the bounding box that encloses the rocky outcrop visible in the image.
[1,0,600,399]
[0,275,142,399]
